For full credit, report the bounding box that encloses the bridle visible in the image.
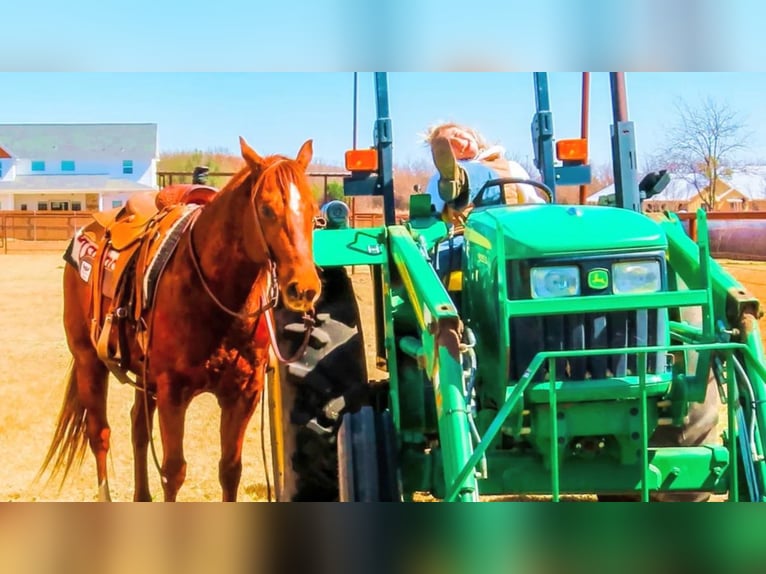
[186,162,319,364]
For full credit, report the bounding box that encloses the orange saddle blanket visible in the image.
[63,185,217,368]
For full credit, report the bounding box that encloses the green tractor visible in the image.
[268,72,766,502]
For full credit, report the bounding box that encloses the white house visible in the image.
[0,123,159,212]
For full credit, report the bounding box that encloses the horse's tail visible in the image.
[37,359,89,488]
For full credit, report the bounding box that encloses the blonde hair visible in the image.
[420,121,490,153]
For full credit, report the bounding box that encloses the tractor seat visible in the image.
[434,235,464,292]
[446,270,462,292]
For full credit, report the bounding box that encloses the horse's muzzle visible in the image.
[283,279,320,312]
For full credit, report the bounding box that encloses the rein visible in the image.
[187,223,279,321]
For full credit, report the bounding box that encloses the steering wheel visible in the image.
[471,178,554,208]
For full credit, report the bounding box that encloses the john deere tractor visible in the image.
[268,72,766,502]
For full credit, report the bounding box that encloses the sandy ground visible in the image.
[1,252,764,502]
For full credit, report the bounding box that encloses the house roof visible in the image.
[586,179,699,202]
[590,168,766,203]
[0,175,156,193]
[0,123,158,160]
[646,177,701,201]
[719,167,766,200]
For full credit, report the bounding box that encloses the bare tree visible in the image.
[661,97,748,211]
[590,163,614,191]
[507,153,541,181]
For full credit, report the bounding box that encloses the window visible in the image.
[37,202,48,211]
[72,201,82,211]
[50,201,68,211]
[111,200,123,208]
[61,160,75,172]
[32,161,46,172]
[20,204,27,211]
[122,160,133,174]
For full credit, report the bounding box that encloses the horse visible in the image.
[39,136,321,501]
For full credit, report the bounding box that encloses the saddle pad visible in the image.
[142,204,202,309]
[66,229,118,283]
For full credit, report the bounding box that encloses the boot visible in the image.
[431,136,467,204]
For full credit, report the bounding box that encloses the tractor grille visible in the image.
[509,309,667,382]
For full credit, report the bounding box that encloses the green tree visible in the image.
[311,184,324,203]
[326,181,345,202]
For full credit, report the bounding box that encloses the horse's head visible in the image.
[239,136,321,313]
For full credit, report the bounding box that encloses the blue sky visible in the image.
[2,0,765,72]
[2,73,765,172]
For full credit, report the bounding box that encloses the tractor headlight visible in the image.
[612,260,661,294]
[530,266,580,299]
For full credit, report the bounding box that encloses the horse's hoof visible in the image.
[98,480,112,502]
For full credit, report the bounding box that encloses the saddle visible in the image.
[84,184,217,381]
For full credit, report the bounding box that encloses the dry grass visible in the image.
[0,254,378,502]
[0,253,275,502]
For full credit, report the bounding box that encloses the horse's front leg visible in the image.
[156,372,191,502]
[218,372,263,502]
[130,383,157,502]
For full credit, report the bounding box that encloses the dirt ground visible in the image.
[0,252,381,502]
[1,252,764,502]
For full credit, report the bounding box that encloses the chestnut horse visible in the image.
[40,137,321,501]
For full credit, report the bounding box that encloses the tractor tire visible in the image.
[338,406,401,502]
[650,305,721,502]
[268,267,370,501]
[597,305,721,502]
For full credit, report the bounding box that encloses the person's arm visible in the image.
[507,160,548,203]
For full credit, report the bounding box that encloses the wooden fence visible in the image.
[4,208,764,259]
[0,209,387,254]
[0,169,396,253]
[0,211,94,254]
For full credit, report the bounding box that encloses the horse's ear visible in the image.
[240,136,265,171]
[295,139,313,170]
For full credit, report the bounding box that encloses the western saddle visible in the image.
[80,184,217,384]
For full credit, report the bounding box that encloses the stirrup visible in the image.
[95,313,115,363]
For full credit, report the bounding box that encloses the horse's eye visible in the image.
[261,204,276,220]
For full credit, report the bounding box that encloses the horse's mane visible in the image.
[218,154,306,198]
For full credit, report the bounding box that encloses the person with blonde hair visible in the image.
[422,122,548,284]
[423,122,548,215]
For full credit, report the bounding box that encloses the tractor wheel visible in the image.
[268,266,370,501]
[597,305,721,502]
[338,406,401,502]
